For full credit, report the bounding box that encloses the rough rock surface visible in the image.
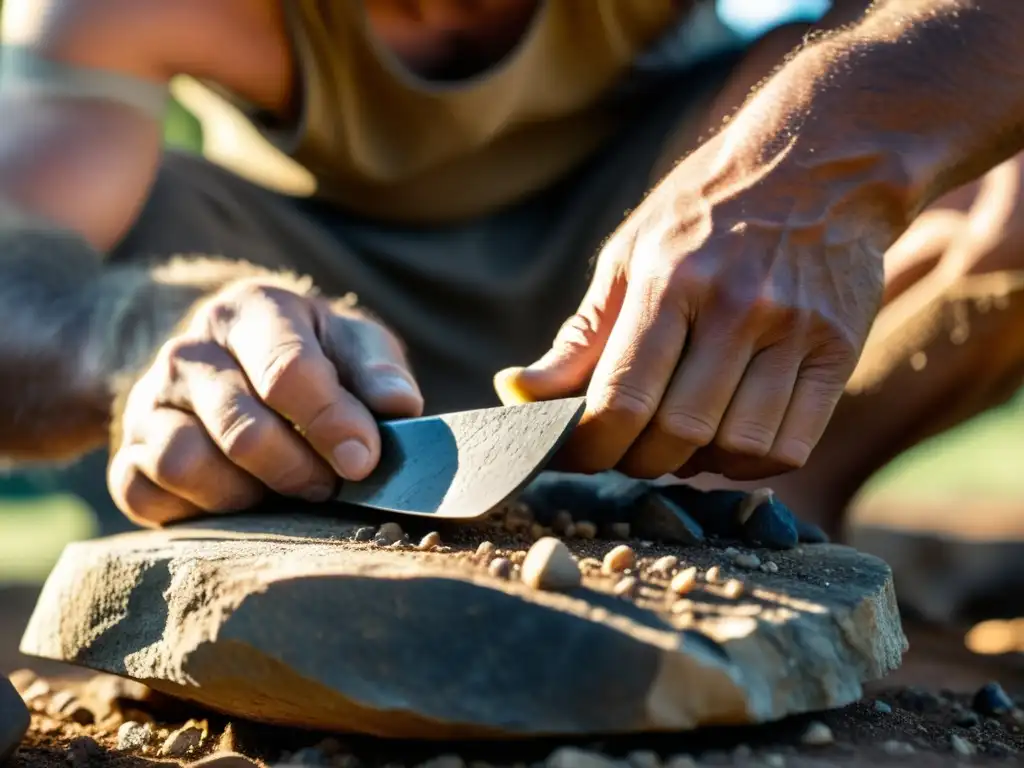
[20,514,906,739]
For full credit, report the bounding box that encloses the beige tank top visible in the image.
[196,1,686,224]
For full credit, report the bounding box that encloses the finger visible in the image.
[560,272,688,473]
[616,320,752,478]
[176,341,339,498]
[133,407,264,512]
[324,310,424,417]
[108,445,201,528]
[495,231,631,404]
[716,344,802,457]
[771,355,849,469]
[223,296,382,481]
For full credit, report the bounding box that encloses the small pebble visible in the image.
[762,754,785,768]
[760,561,779,574]
[705,566,722,584]
[475,541,496,560]
[610,522,631,539]
[872,700,892,714]
[880,740,915,756]
[66,736,101,768]
[546,746,619,768]
[602,544,636,574]
[614,576,639,598]
[530,523,551,541]
[953,708,980,728]
[353,527,375,542]
[291,746,331,765]
[670,567,698,595]
[950,734,976,757]
[723,547,740,557]
[732,745,752,759]
[722,579,745,599]
[160,720,208,758]
[972,681,1014,716]
[574,521,598,540]
[375,522,404,544]
[732,552,761,570]
[663,756,697,768]
[509,551,527,565]
[626,750,661,768]
[561,523,577,539]
[551,510,575,535]
[418,532,442,551]
[117,721,152,751]
[651,555,678,576]
[521,538,582,591]
[800,721,834,746]
[488,557,513,580]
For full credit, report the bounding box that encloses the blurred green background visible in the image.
[2,0,1024,585]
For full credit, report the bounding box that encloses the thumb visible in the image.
[494,243,629,405]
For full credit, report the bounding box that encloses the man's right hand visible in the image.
[108,280,424,526]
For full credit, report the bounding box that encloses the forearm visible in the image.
[0,209,305,460]
[731,0,1024,230]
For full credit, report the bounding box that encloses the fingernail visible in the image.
[333,439,372,479]
[493,367,533,405]
[374,373,418,399]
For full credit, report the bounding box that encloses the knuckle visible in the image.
[716,420,775,457]
[770,440,811,471]
[216,407,273,466]
[150,429,205,489]
[555,312,602,351]
[654,409,717,447]
[254,341,326,407]
[597,380,659,427]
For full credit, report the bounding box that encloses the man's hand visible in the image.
[497,75,903,481]
[108,280,423,526]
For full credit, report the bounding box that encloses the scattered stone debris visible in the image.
[546,746,618,768]
[732,552,761,570]
[601,544,636,574]
[418,532,442,551]
[160,719,208,758]
[475,541,496,560]
[950,733,976,757]
[117,720,152,751]
[670,567,698,596]
[650,555,678,576]
[972,681,1014,716]
[1,675,29,764]
[521,537,581,591]
[614,576,639,598]
[880,740,915,756]
[487,557,513,580]
[760,561,779,574]
[722,579,745,599]
[353,527,375,542]
[800,721,834,746]
[374,522,405,546]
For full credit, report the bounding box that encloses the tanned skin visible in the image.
[0,0,1022,525]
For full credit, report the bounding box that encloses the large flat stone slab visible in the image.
[20,513,906,738]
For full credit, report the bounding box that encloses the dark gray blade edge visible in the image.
[335,397,586,518]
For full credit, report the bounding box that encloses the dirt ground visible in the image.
[4,498,1024,768]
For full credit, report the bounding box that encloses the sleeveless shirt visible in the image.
[197,1,689,223]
